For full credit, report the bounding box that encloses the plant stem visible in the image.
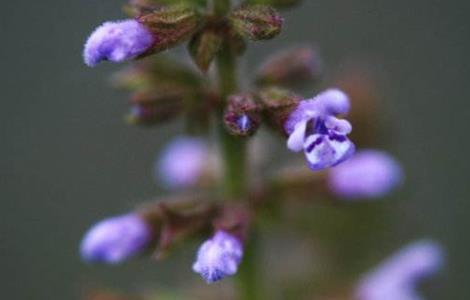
[236,230,260,300]
[216,42,247,198]
[214,5,259,298]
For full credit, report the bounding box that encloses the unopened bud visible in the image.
[257,87,302,133]
[230,5,283,41]
[126,91,183,126]
[192,230,244,283]
[256,47,322,87]
[224,93,262,136]
[138,4,201,54]
[123,0,162,17]
[80,214,152,264]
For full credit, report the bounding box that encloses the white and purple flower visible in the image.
[80,214,152,264]
[284,89,355,171]
[156,137,208,189]
[328,149,403,199]
[83,19,154,67]
[192,231,244,283]
[356,240,445,300]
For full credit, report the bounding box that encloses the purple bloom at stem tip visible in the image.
[193,231,244,283]
[156,137,208,189]
[83,19,154,67]
[356,240,445,300]
[285,89,355,171]
[328,149,403,199]
[80,214,151,264]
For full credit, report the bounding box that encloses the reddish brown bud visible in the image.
[224,93,262,136]
[257,87,302,133]
[138,4,201,55]
[230,5,283,41]
[126,90,184,126]
[255,47,322,87]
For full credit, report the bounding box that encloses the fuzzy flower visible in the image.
[328,150,403,199]
[284,89,355,170]
[192,231,244,283]
[156,137,208,189]
[356,240,445,300]
[80,214,152,264]
[83,20,154,67]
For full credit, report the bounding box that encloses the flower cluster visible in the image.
[78,0,445,298]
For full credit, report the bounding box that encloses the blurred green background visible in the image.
[1,0,469,299]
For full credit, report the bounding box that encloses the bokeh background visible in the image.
[2,0,469,299]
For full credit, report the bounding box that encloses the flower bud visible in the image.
[189,27,224,72]
[224,93,262,136]
[126,91,183,126]
[328,150,403,199]
[83,20,155,67]
[192,231,244,283]
[356,240,444,300]
[255,47,322,87]
[138,4,201,54]
[230,5,283,41]
[257,87,302,133]
[156,136,209,189]
[80,214,152,264]
[123,0,162,17]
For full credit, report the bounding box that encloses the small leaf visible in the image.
[189,28,223,72]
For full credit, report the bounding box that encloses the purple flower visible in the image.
[285,89,355,171]
[83,20,154,67]
[356,240,445,300]
[328,150,403,199]
[80,214,152,264]
[192,231,244,283]
[156,137,208,189]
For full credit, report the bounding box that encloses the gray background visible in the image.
[1,0,469,299]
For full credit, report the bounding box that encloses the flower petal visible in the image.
[325,116,352,135]
[315,89,350,115]
[303,133,355,170]
[287,120,307,152]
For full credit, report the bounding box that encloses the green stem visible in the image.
[214,11,258,299]
[213,0,260,296]
[237,231,260,300]
[216,42,247,198]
